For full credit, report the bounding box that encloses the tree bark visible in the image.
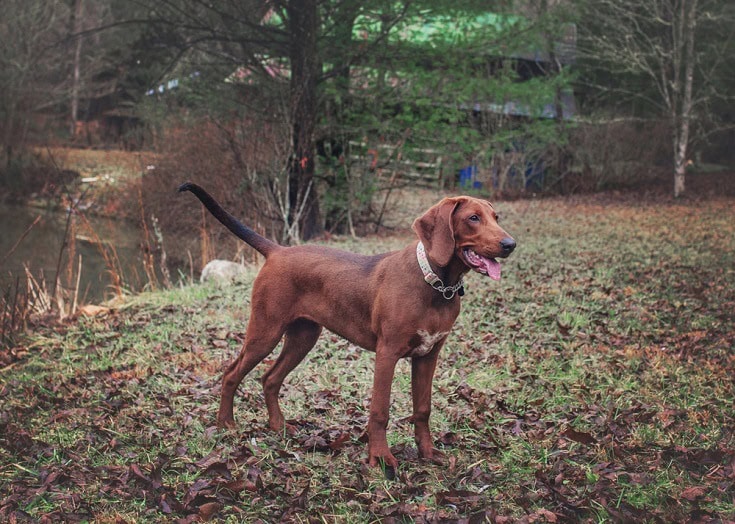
[673,0,697,198]
[70,0,84,137]
[286,0,321,241]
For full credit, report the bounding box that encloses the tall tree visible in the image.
[140,0,411,241]
[70,0,85,136]
[140,0,573,238]
[286,0,320,240]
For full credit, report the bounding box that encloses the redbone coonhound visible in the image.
[179,183,515,473]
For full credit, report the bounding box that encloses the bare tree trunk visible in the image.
[70,0,84,136]
[673,133,687,198]
[673,0,697,198]
[547,43,568,189]
[286,0,321,241]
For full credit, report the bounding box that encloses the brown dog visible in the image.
[179,183,515,472]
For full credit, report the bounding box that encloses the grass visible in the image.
[1,194,734,522]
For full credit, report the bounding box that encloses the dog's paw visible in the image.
[368,456,398,480]
[368,448,399,479]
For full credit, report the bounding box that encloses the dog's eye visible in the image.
[468,214,480,223]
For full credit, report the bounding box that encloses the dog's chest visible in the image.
[408,329,449,357]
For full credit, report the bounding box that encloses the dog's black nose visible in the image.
[500,237,516,255]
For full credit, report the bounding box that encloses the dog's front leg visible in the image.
[367,349,399,471]
[411,345,443,461]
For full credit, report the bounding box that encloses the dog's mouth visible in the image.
[463,248,501,281]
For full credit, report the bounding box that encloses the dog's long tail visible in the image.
[178,182,278,257]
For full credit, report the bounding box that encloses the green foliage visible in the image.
[322,0,575,193]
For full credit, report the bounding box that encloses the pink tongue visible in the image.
[482,258,502,281]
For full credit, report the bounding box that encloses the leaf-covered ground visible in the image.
[1,194,734,523]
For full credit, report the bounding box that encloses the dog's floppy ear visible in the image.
[412,198,461,267]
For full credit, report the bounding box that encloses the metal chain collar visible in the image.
[416,242,464,300]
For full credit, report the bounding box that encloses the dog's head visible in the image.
[412,196,515,281]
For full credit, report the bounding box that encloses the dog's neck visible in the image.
[441,256,470,288]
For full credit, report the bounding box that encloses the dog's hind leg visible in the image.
[261,318,322,431]
[217,318,286,428]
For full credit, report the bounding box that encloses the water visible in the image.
[0,204,153,304]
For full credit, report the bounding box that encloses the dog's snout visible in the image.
[500,237,516,255]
